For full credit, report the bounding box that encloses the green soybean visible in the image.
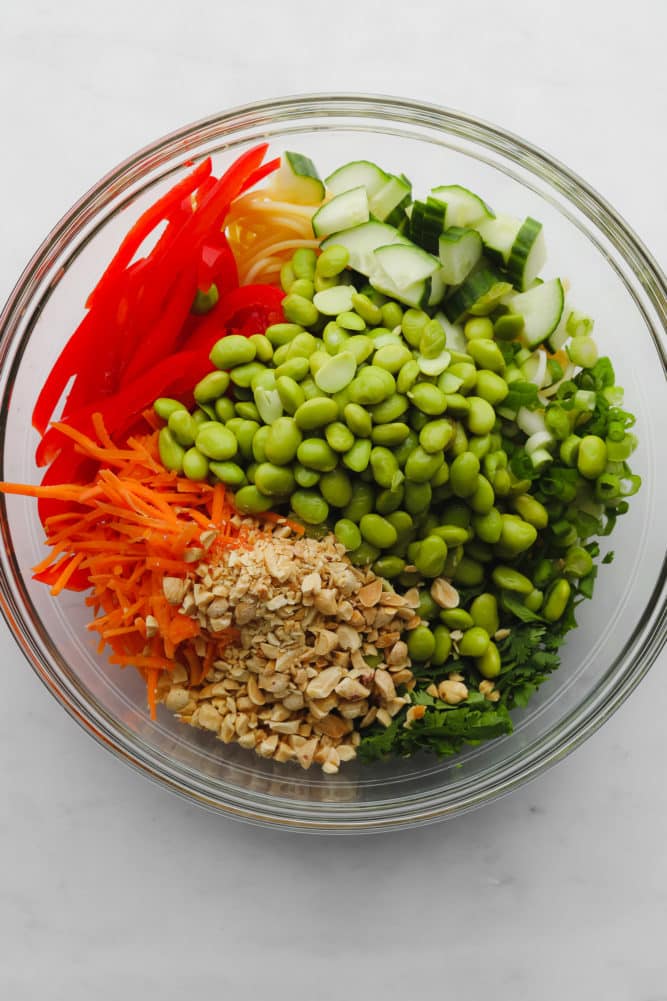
[396,359,420,395]
[254,462,296,497]
[293,463,320,488]
[475,370,509,405]
[512,493,549,529]
[167,409,196,447]
[234,485,274,514]
[154,397,187,421]
[351,292,383,326]
[265,417,302,465]
[459,626,490,658]
[375,485,405,515]
[282,293,319,328]
[373,342,412,372]
[577,435,608,479]
[450,452,480,497]
[317,245,349,278]
[370,393,410,424]
[294,397,339,430]
[371,422,410,447]
[543,578,571,621]
[419,419,454,454]
[405,446,444,484]
[334,518,362,550]
[342,482,376,522]
[432,524,469,546]
[236,401,261,421]
[467,339,505,372]
[467,396,497,435]
[348,542,381,567]
[469,474,495,514]
[194,370,230,403]
[342,438,372,473]
[453,556,485,587]
[181,447,209,481]
[414,535,448,578]
[360,513,398,549]
[290,490,329,525]
[276,375,305,415]
[407,625,436,662]
[297,438,338,472]
[229,362,265,389]
[409,382,447,415]
[274,356,310,382]
[209,461,246,486]
[195,424,238,461]
[372,555,406,579]
[319,469,353,508]
[470,593,500,635]
[266,322,303,347]
[348,367,396,405]
[496,514,538,556]
[477,642,501,679]
[251,425,270,463]
[404,480,432,515]
[234,420,259,461]
[369,447,401,489]
[431,625,452,666]
[287,331,319,360]
[210,335,257,369]
[472,507,503,544]
[401,309,429,349]
[325,421,355,453]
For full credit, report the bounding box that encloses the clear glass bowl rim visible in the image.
[1,93,666,833]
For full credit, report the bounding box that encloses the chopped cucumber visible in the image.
[312,187,370,238]
[370,270,430,309]
[434,312,467,352]
[475,214,523,267]
[321,220,409,275]
[325,160,389,198]
[443,267,513,323]
[428,269,447,307]
[409,197,447,253]
[373,243,441,287]
[506,278,565,348]
[506,217,546,290]
[269,151,325,205]
[437,227,483,285]
[431,184,494,227]
[370,174,412,223]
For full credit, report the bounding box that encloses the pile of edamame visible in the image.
[154,240,639,741]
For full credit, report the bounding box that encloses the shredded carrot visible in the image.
[1,414,254,718]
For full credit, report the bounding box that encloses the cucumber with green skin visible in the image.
[312,187,370,238]
[506,278,565,348]
[444,267,513,323]
[270,152,324,205]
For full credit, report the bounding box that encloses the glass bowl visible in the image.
[0,95,665,833]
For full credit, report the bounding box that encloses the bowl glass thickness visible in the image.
[0,96,666,833]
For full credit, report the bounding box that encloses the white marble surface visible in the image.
[1,2,666,998]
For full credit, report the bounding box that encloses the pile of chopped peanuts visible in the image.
[157,519,422,774]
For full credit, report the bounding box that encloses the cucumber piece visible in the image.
[506,278,565,349]
[409,197,447,253]
[431,184,494,227]
[506,217,546,290]
[370,173,412,223]
[269,151,325,205]
[443,268,513,323]
[369,270,429,309]
[325,160,389,198]
[475,214,523,267]
[321,220,409,275]
[373,243,441,287]
[428,269,447,307]
[438,227,483,285]
[312,187,370,238]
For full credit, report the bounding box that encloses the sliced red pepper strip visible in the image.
[238,156,281,194]
[85,157,212,310]
[183,283,285,354]
[121,262,199,382]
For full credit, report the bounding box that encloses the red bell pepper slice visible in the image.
[85,156,212,310]
[184,283,285,354]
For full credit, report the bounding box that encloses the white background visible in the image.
[1,2,666,998]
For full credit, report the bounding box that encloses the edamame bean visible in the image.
[470,593,499,635]
[337,310,366,332]
[212,398,234,423]
[290,278,315,300]
[370,393,409,424]
[467,396,497,435]
[397,359,420,394]
[209,461,246,486]
[280,262,296,293]
[371,422,410,447]
[210,334,256,369]
[251,425,270,463]
[254,462,296,497]
[195,423,238,461]
[477,642,501,679]
[447,362,477,392]
[314,350,357,394]
[512,493,549,529]
[265,417,302,465]
[468,435,492,461]
[233,420,259,461]
[404,480,432,515]
[419,419,454,454]
[577,435,608,479]
[348,367,396,405]
[360,513,398,549]
[181,447,209,480]
[168,409,196,447]
[405,446,444,484]
[542,579,571,622]
[348,542,381,567]
[351,292,382,326]
[290,490,329,525]
[343,438,372,473]
[450,452,480,497]
[401,309,429,348]
[443,393,470,417]
[524,589,544,613]
[375,485,405,515]
[414,535,447,578]
[453,556,485,587]
[194,370,230,403]
[472,507,503,544]
[469,474,495,514]
[293,462,320,488]
[282,293,319,328]
[286,331,319,360]
[393,430,419,467]
[409,383,447,415]
[342,402,372,438]
[154,397,187,421]
[370,447,401,489]
[496,514,538,556]
[373,343,412,372]
[236,401,261,421]
[419,319,446,359]
[317,244,349,278]
[563,546,594,578]
[294,397,338,431]
[319,469,352,507]
[325,421,355,453]
[431,625,452,666]
[381,301,404,329]
[246,333,272,363]
[342,482,375,522]
[372,555,406,579]
[292,247,317,280]
[417,589,439,621]
[467,339,505,372]
[344,335,374,364]
[335,518,362,550]
[432,524,469,545]
[265,322,303,347]
[297,438,338,472]
[276,375,305,415]
[229,361,265,389]
[464,317,494,340]
[407,625,436,662]
[459,626,490,657]
[234,484,274,514]
[386,509,414,547]
[475,370,509,405]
